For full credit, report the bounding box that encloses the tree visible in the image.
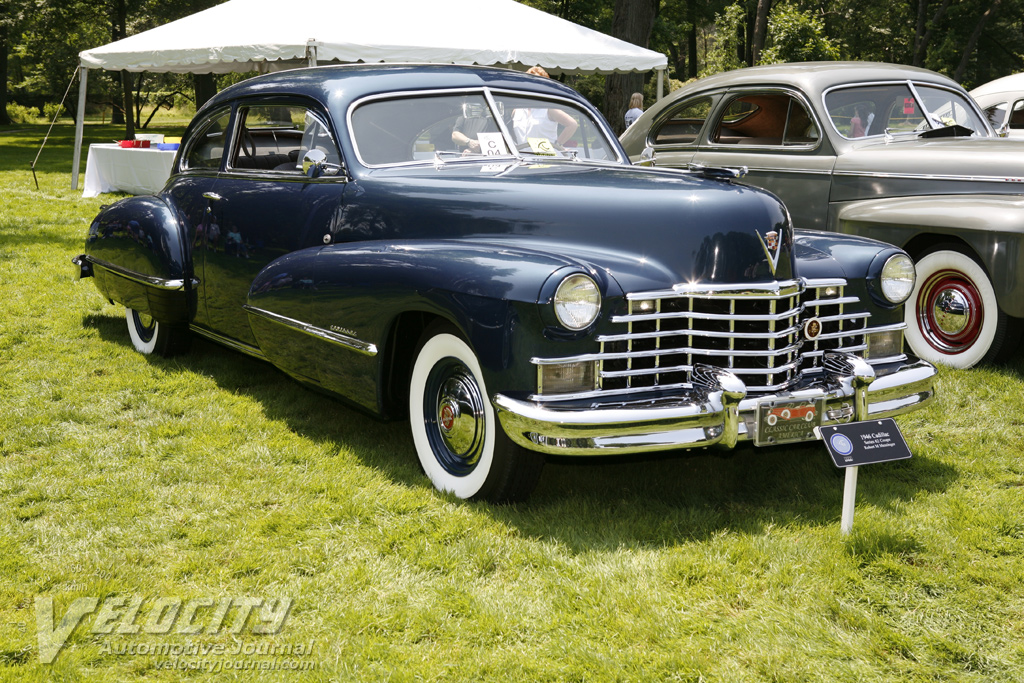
[954,0,1003,82]
[759,3,840,64]
[604,0,660,134]
[750,0,772,64]
[0,0,16,125]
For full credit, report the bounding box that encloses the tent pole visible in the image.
[71,65,88,191]
[307,41,318,68]
[656,66,664,101]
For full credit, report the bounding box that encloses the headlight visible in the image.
[553,274,601,330]
[880,254,916,304]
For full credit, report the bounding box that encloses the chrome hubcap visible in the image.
[424,358,486,476]
[917,269,983,354]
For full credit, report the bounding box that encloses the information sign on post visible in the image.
[820,418,912,535]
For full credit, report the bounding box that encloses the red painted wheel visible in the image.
[905,248,1018,368]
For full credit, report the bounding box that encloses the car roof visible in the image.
[201,63,582,114]
[673,61,961,97]
[970,71,1024,98]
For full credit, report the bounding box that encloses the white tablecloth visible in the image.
[82,143,177,198]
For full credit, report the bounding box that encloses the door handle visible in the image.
[203,192,224,201]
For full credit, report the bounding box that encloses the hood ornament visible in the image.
[756,228,783,275]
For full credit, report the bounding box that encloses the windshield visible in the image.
[824,82,991,139]
[349,90,620,166]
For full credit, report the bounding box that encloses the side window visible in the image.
[229,104,340,173]
[883,96,928,133]
[713,93,817,146]
[653,97,711,145]
[1010,100,1024,130]
[983,103,1008,130]
[183,109,231,170]
[828,100,877,138]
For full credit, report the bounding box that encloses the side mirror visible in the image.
[303,149,328,178]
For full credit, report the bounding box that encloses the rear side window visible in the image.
[712,93,819,146]
[652,97,712,145]
[229,104,340,173]
[183,109,231,170]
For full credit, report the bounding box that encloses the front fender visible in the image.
[83,195,192,322]
[833,195,1024,315]
[250,241,621,415]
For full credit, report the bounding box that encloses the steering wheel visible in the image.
[241,129,256,158]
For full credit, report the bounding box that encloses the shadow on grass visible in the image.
[82,311,959,550]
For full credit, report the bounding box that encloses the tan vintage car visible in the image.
[621,61,1024,368]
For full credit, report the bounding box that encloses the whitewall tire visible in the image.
[408,323,543,502]
[125,308,190,357]
[905,248,1017,368]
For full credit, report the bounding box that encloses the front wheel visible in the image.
[904,248,1019,368]
[408,323,543,503]
[125,308,191,356]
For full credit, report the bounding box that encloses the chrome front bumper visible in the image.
[492,353,936,456]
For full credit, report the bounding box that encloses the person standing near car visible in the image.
[512,66,579,150]
[624,92,644,128]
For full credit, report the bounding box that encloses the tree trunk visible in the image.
[193,73,217,111]
[954,0,1002,82]
[603,0,660,135]
[751,0,771,65]
[121,70,135,138]
[687,0,699,79]
[913,0,951,67]
[0,20,10,126]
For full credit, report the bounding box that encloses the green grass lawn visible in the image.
[1,123,1023,682]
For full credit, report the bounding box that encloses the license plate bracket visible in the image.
[754,397,824,446]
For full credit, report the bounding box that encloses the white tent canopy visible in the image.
[73,0,667,188]
[79,0,667,75]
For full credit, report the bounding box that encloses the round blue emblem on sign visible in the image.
[830,433,854,456]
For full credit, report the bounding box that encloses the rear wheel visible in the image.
[408,322,543,503]
[125,308,191,357]
[905,247,1019,368]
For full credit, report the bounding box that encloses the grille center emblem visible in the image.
[803,317,822,341]
[756,229,782,275]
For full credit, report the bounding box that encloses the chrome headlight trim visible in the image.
[553,273,601,331]
[880,253,916,304]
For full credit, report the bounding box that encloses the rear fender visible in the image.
[834,195,1024,316]
[83,196,193,322]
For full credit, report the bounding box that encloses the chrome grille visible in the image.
[597,278,869,395]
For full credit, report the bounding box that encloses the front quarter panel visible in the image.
[306,241,616,414]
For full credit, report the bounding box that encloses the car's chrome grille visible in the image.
[596,279,869,395]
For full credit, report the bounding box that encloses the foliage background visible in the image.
[3,0,1023,130]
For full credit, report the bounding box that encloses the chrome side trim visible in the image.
[831,169,1024,184]
[89,257,198,290]
[242,305,378,356]
[189,325,267,361]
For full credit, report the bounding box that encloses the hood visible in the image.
[341,161,795,294]
[837,136,1024,181]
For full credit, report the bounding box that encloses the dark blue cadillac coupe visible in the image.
[75,64,937,501]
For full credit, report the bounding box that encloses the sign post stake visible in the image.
[840,465,859,535]
[821,418,913,537]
